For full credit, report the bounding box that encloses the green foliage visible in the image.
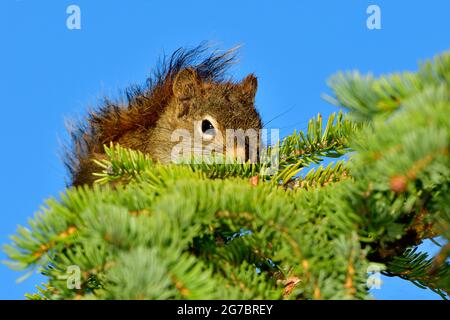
[4,51,450,300]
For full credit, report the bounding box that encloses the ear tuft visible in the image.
[241,74,258,102]
[173,68,200,100]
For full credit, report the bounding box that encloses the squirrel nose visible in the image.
[233,138,258,163]
[244,137,259,163]
[228,134,260,163]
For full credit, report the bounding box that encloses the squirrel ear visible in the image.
[241,74,258,103]
[173,68,200,100]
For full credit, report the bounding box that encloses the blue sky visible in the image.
[0,0,449,299]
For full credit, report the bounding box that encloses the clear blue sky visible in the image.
[0,0,449,299]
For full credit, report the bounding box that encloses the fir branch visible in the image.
[4,49,450,300]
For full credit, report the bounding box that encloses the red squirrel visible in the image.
[65,44,262,186]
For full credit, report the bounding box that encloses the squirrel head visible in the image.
[149,67,262,163]
[66,44,263,186]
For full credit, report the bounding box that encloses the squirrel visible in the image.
[65,44,263,186]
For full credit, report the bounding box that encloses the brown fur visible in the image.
[65,44,262,186]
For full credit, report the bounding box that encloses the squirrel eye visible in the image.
[201,119,215,134]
